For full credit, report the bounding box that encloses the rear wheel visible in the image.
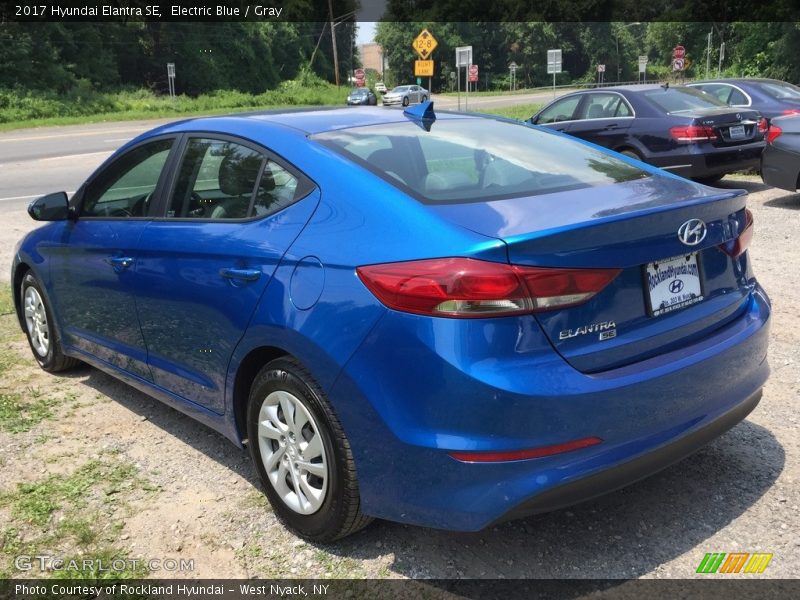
[421,95,428,103]
[20,272,79,373]
[402,97,409,107]
[694,174,725,185]
[247,357,372,542]
[618,148,643,161]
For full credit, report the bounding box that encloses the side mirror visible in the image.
[529,116,539,125]
[28,192,69,221]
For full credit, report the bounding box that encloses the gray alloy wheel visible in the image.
[24,285,50,357]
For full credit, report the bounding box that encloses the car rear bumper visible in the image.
[761,144,800,191]
[654,144,764,179]
[329,285,770,531]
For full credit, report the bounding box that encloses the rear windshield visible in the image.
[757,81,800,100]
[314,118,649,204]
[643,87,728,113]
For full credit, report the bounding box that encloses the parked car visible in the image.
[375,82,387,94]
[761,114,800,191]
[346,87,377,106]
[530,84,768,183]
[382,84,428,107]
[688,78,800,121]
[15,104,769,542]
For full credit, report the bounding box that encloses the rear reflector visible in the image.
[766,125,783,144]
[448,436,603,462]
[719,209,754,258]
[356,258,621,318]
[670,125,717,143]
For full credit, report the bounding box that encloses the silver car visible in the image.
[383,85,429,107]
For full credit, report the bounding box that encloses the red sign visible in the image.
[468,64,478,82]
[354,68,365,81]
[673,45,686,59]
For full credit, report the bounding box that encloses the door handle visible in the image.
[604,124,619,130]
[220,267,261,282]
[107,257,134,271]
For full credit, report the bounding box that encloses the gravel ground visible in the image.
[0,175,797,579]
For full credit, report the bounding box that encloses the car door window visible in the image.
[579,93,633,119]
[166,137,304,220]
[696,84,732,104]
[81,138,173,217]
[728,87,749,105]
[535,96,582,124]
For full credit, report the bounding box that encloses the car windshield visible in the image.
[757,81,800,100]
[350,89,368,95]
[643,87,728,113]
[314,118,649,204]
[391,86,409,93]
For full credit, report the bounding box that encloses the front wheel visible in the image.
[694,173,725,185]
[20,272,79,372]
[247,357,372,542]
[421,95,428,103]
[402,96,409,107]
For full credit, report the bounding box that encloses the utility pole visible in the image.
[706,30,712,79]
[327,0,340,86]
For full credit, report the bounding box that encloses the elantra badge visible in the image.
[678,219,707,246]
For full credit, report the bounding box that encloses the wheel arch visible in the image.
[232,345,290,444]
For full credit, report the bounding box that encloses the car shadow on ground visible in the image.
[712,178,772,193]
[68,365,783,580]
[764,192,800,210]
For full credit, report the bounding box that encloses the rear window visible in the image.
[643,87,728,113]
[757,81,800,100]
[314,118,649,204]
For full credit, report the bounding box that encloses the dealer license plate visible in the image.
[645,253,704,316]
[729,124,746,139]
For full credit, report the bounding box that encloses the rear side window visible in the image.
[643,87,728,113]
[315,118,649,204]
[758,81,800,100]
[580,93,633,119]
[166,138,301,220]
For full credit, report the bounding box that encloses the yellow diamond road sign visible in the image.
[412,29,438,60]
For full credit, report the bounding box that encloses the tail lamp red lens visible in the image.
[356,258,621,318]
[758,117,768,135]
[669,125,717,143]
[719,209,754,258]
[766,125,783,144]
[448,436,603,462]
[782,109,800,116]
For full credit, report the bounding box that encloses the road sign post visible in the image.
[597,64,605,86]
[508,61,518,91]
[468,64,478,93]
[638,55,648,82]
[354,67,365,88]
[166,63,176,98]
[455,45,472,111]
[412,29,438,96]
[547,49,562,99]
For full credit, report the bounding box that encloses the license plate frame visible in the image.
[729,124,746,140]
[644,253,705,317]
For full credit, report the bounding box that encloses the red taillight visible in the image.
[782,109,800,116]
[669,125,717,143]
[448,436,603,463]
[758,117,768,135]
[719,209,754,258]
[766,125,783,144]
[356,258,621,318]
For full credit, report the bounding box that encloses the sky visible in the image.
[356,21,377,45]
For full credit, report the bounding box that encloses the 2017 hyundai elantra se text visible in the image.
[13,103,770,542]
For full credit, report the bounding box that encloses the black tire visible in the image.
[618,148,643,161]
[20,272,79,373]
[421,95,428,103]
[402,96,409,107]
[694,173,725,185]
[247,357,373,542]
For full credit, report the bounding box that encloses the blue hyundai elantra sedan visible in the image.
[13,103,770,541]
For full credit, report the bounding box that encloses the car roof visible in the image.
[145,107,475,137]
[690,78,787,85]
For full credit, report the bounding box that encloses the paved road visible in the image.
[0,90,571,211]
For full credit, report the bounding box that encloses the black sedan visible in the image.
[346,87,377,106]
[530,84,767,183]
[688,78,800,121]
[761,114,800,192]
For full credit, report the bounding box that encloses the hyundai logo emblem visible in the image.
[669,279,684,294]
[678,218,707,246]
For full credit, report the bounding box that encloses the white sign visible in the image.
[597,64,606,73]
[167,63,175,77]
[547,49,562,74]
[672,58,685,71]
[455,46,472,68]
[638,55,648,73]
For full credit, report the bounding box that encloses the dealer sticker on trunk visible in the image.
[645,253,704,316]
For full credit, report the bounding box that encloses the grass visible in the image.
[0,72,350,131]
[0,392,52,433]
[479,103,543,121]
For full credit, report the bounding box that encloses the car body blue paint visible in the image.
[14,107,770,531]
